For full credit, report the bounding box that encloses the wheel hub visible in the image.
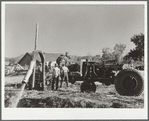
[123,76,138,90]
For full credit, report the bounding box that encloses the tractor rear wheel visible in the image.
[81,81,96,93]
[114,69,143,96]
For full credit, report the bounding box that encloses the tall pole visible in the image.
[34,23,39,50]
[33,23,38,89]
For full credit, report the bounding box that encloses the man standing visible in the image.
[45,63,53,86]
[52,63,60,90]
[60,64,69,88]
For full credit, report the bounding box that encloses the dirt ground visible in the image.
[5,71,144,108]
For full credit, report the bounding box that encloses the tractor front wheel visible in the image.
[114,69,143,96]
[81,81,96,93]
[69,76,76,84]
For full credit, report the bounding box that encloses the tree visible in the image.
[102,47,113,61]
[114,44,126,55]
[102,47,112,55]
[125,33,144,61]
[131,33,144,52]
[113,44,126,62]
[102,44,126,62]
[95,54,101,58]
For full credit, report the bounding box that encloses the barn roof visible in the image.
[18,53,32,65]
[43,53,63,62]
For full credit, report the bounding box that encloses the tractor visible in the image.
[23,50,143,96]
[68,59,144,96]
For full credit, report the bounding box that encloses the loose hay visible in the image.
[5,76,144,108]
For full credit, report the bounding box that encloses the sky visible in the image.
[4,3,144,58]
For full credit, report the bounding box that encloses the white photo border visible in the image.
[1,1,148,120]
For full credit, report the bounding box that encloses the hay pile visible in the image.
[5,71,145,108]
[5,81,144,108]
[17,96,109,108]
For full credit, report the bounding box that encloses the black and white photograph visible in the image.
[2,1,148,120]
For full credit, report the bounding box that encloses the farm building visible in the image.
[43,53,62,63]
[18,52,42,69]
[18,53,32,66]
